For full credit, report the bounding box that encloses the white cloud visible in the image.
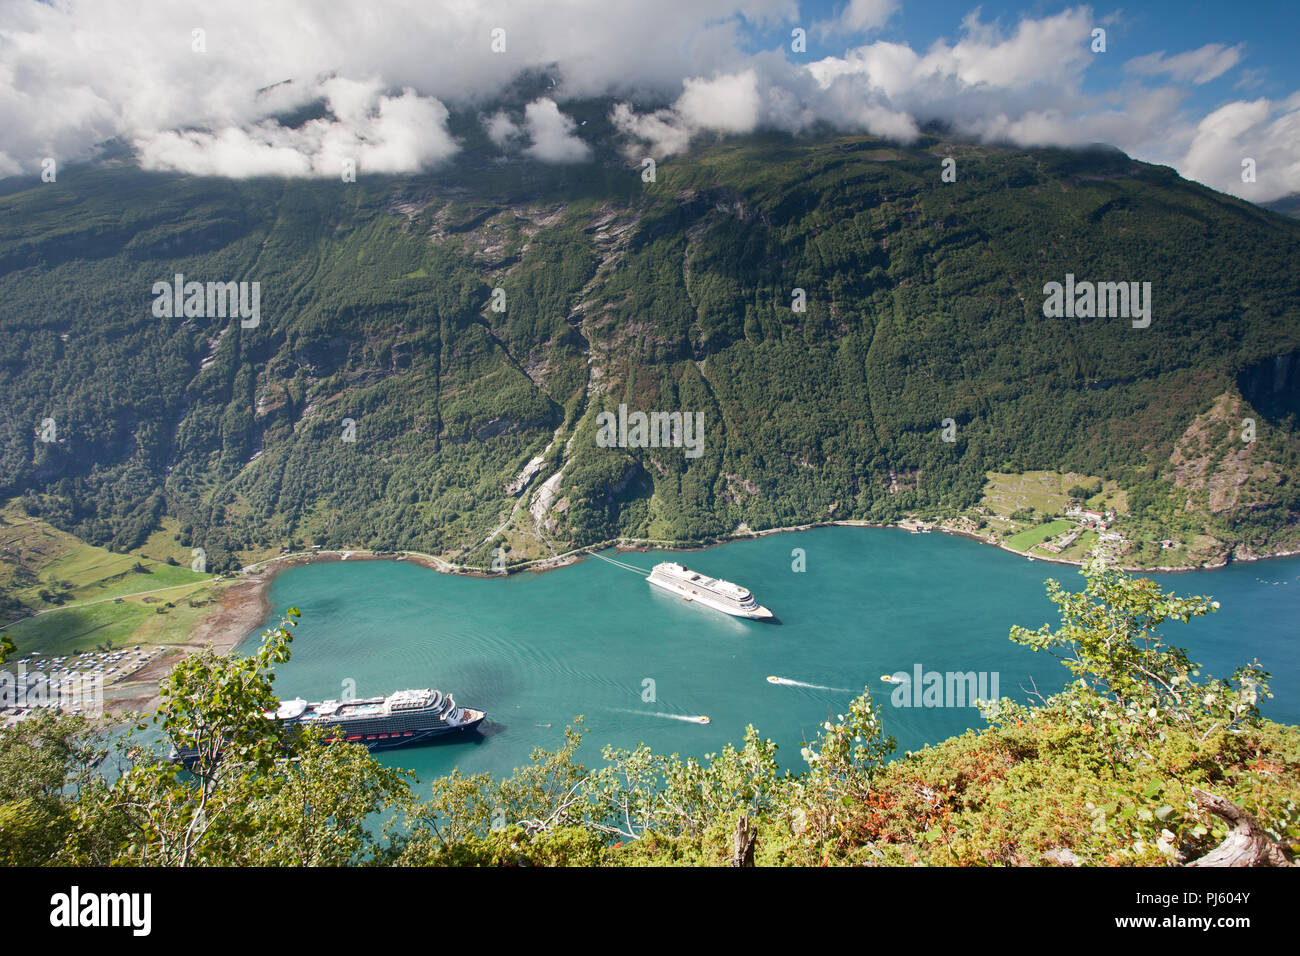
[0,0,794,177]
[815,0,899,38]
[677,71,762,133]
[797,6,1100,139]
[1126,43,1245,85]
[1176,95,1300,203]
[136,81,458,178]
[926,7,1096,90]
[611,68,771,158]
[617,8,1097,157]
[610,103,695,159]
[0,0,1295,202]
[522,98,590,163]
[484,110,522,148]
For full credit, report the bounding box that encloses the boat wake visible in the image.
[614,708,711,725]
[766,676,851,692]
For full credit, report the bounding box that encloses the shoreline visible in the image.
[582,519,1300,576]
[88,520,1299,712]
[216,517,1300,638]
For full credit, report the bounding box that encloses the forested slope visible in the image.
[2,113,1298,573]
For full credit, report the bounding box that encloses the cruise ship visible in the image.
[173,688,485,762]
[646,562,773,619]
[273,688,486,750]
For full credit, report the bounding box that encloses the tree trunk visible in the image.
[731,814,757,867]
[1187,788,1292,867]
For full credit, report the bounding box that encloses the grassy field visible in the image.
[2,581,229,656]
[1051,528,1100,561]
[4,600,155,655]
[3,498,208,595]
[1004,520,1076,553]
[0,498,230,655]
[982,471,1120,517]
[39,549,209,603]
[136,516,201,566]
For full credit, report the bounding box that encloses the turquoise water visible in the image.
[241,527,1300,790]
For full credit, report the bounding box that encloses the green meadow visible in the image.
[1,500,226,655]
[1004,519,1076,553]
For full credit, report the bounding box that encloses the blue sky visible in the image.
[752,1,1298,109]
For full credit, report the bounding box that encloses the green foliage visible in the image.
[584,726,797,841]
[199,724,413,866]
[60,608,411,865]
[799,688,896,833]
[392,720,590,863]
[0,710,104,865]
[1009,557,1268,739]
[157,607,302,786]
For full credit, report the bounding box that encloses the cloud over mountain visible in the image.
[0,1,1296,202]
[521,98,592,163]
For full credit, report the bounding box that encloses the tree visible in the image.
[1009,557,1270,739]
[799,687,896,839]
[0,710,105,865]
[395,721,589,863]
[201,724,411,866]
[63,608,410,865]
[585,726,794,842]
[1068,478,1102,501]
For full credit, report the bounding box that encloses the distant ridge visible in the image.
[1263,194,1300,218]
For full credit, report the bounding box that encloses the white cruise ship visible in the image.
[646,562,773,619]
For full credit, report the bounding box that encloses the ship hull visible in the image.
[172,706,486,764]
[322,711,486,751]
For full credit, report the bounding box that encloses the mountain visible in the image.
[1263,194,1300,218]
[1,111,1299,578]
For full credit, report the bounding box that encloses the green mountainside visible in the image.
[2,115,1299,577]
